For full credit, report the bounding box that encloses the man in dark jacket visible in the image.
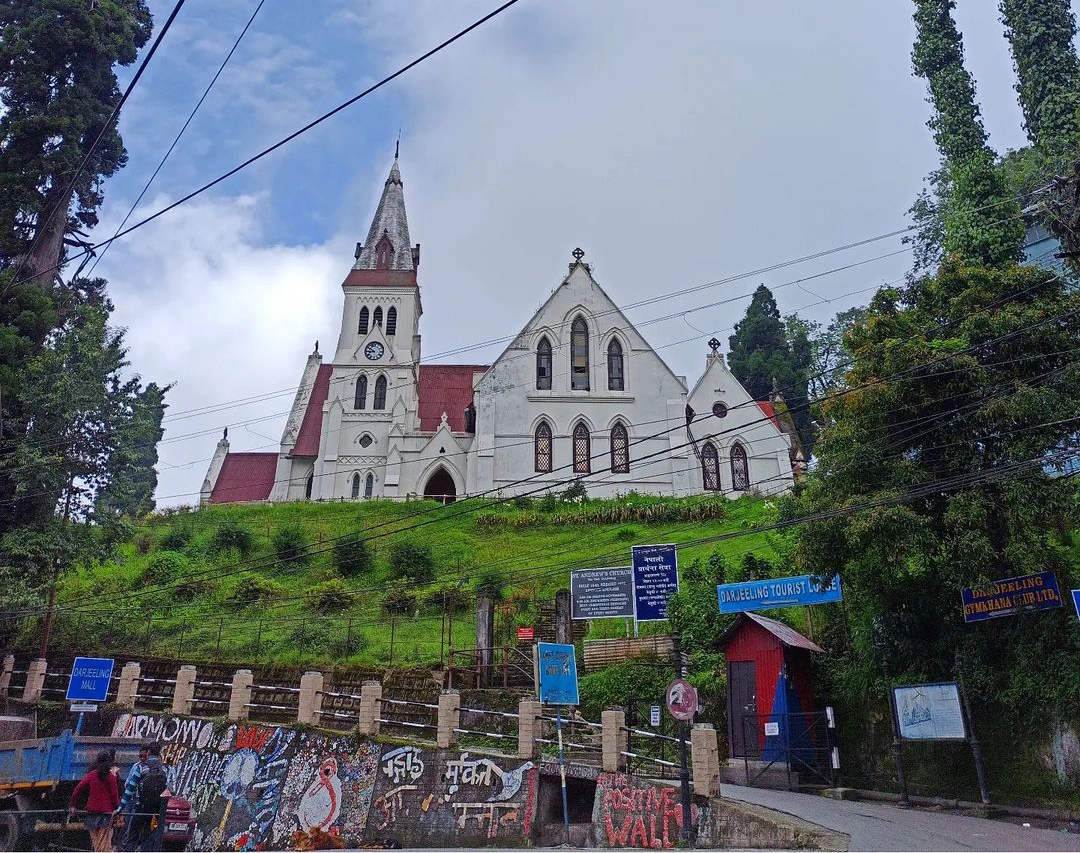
[121,743,164,851]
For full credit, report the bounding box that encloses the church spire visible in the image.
[353,157,416,271]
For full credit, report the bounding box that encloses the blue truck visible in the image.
[0,727,195,850]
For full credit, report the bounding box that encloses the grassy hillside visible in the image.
[30,492,788,667]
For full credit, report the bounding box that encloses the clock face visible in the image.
[364,342,384,361]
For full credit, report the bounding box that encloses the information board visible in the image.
[717,574,842,614]
[892,683,966,741]
[961,571,1062,623]
[536,642,579,706]
[1073,589,1080,620]
[570,567,634,620]
[632,544,679,622]
[66,657,114,703]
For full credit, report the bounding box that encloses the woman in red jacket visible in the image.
[69,751,120,852]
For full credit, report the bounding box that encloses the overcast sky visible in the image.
[88,0,1071,506]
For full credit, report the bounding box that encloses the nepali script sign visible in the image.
[536,642,579,706]
[571,567,635,620]
[717,574,842,614]
[632,544,679,621]
[960,571,1063,623]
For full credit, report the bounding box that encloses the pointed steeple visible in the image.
[353,156,416,271]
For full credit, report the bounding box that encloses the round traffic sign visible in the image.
[665,678,698,721]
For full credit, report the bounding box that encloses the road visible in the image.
[722,784,1080,851]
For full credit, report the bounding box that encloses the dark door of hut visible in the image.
[728,660,757,758]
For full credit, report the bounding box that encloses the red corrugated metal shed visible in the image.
[291,364,333,457]
[210,453,277,503]
[739,613,825,653]
[417,365,487,431]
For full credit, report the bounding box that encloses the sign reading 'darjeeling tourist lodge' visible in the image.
[716,574,842,614]
[961,571,1062,623]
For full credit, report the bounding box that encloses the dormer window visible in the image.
[375,234,393,270]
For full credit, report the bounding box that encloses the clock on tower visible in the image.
[364,342,384,361]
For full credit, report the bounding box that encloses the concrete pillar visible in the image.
[357,680,382,737]
[691,724,721,798]
[21,658,47,704]
[601,709,627,773]
[0,654,15,697]
[517,699,541,759]
[172,665,196,715]
[298,671,324,726]
[475,594,494,688]
[228,669,253,721]
[554,589,571,644]
[115,662,141,708]
[437,691,461,749]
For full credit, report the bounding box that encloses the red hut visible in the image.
[718,613,823,761]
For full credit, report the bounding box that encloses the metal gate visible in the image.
[740,709,839,788]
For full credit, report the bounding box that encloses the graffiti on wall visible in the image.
[593,773,698,850]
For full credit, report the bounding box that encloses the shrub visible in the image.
[134,533,153,555]
[273,524,312,568]
[333,534,374,577]
[158,526,192,552]
[144,551,188,584]
[423,585,470,614]
[228,576,284,606]
[537,492,559,513]
[562,479,588,503]
[388,541,434,583]
[307,579,355,614]
[475,569,505,601]
[327,630,366,659]
[512,495,533,509]
[382,587,417,615]
[614,525,640,541]
[213,520,255,556]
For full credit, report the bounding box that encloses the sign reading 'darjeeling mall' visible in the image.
[717,574,842,614]
[961,571,1062,623]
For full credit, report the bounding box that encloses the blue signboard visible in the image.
[66,657,114,702]
[536,643,579,706]
[717,574,842,614]
[961,571,1062,623]
[1073,589,1080,620]
[632,544,679,622]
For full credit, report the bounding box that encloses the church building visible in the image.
[201,158,796,505]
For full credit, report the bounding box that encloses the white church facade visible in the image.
[201,159,797,505]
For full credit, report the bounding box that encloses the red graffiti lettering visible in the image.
[630,816,649,848]
[601,777,682,849]
[235,726,270,752]
[605,813,633,846]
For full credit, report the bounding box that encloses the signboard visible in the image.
[665,678,698,721]
[570,567,634,620]
[961,571,1062,623]
[1073,589,1080,620]
[517,626,535,642]
[632,544,679,622]
[69,702,98,713]
[537,642,579,706]
[892,683,966,741]
[764,722,780,737]
[66,657,114,703]
[650,706,661,727]
[717,574,842,614]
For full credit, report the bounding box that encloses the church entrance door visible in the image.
[424,468,457,504]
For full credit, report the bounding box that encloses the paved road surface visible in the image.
[722,784,1080,851]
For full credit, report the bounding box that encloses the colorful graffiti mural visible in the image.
[593,773,700,850]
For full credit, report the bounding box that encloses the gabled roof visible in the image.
[720,612,824,653]
[756,400,781,430]
[417,364,488,431]
[352,158,414,272]
[210,453,277,503]
[290,364,333,457]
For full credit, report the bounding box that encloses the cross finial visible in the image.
[708,338,721,353]
[223,426,228,440]
[572,247,585,262]
[395,129,400,160]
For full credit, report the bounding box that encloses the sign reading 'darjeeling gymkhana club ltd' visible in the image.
[716,574,842,614]
[961,571,1062,623]
[632,544,679,621]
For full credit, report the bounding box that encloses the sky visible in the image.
[86,0,1068,507]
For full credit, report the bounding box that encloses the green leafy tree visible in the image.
[797,306,869,399]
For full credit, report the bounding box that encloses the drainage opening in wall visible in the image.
[536,773,597,847]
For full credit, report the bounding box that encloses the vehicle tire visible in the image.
[0,811,19,852]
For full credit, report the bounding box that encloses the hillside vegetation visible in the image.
[28,492,787,667]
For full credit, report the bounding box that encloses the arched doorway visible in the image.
[423,467,457,504]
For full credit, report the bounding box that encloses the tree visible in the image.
[797,306,869,399]
[910,0,1025,268]
[0,0,152,283]
[728,284,814,452]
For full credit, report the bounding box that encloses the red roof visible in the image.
[756,400,781,430]
[341,269,417,288]
[291,364,333,457]
[721,612,824,653]
[210,453,278,503]
[417,364,488,431]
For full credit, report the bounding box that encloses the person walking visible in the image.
[122,742,167,852]
[116,745,150,851]
[69,751,120,852]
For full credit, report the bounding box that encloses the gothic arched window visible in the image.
[364,473,374,498]
[534,421,553,472]
[358,306,369,335]
[731,442,750,490]
[354,375,367,410]
[571,317,590,390]
[373,306,383,328]
[573,422,591,473]
[536,336,552,390]
[386,306,397,336]
[607,338,624,391]
[373,375,388,410]
[610,422,629,473]
[702,442,720,491]
[351,473,361,499]
[305,471,314,500]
